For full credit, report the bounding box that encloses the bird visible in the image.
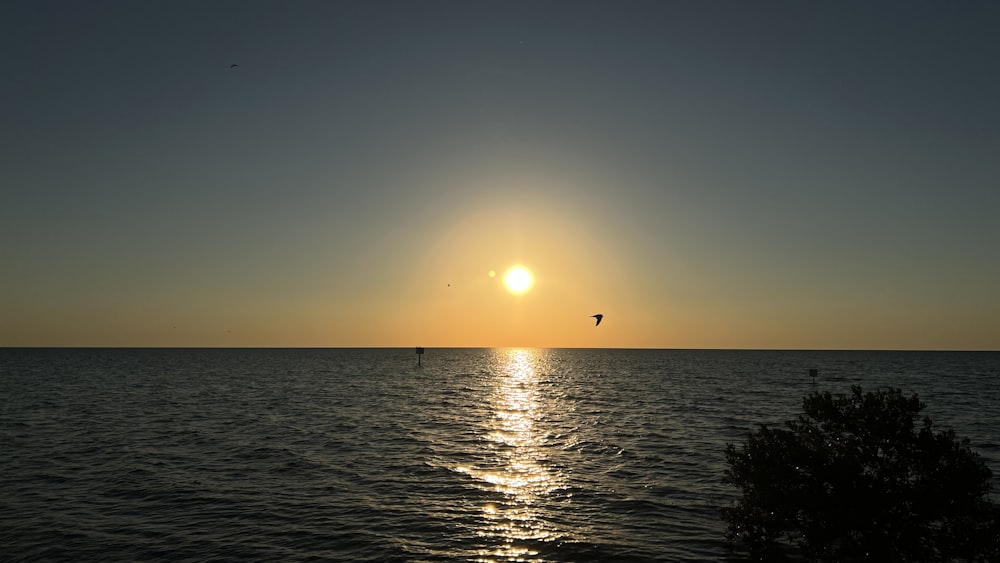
[591,314,603,326]
[229,63,239,70]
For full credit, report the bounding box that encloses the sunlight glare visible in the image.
[503,266,534,295]
[454,349,565,559]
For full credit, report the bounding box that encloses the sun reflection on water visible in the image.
[456,348,566,562]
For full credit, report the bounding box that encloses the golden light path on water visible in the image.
[456,349,566,562]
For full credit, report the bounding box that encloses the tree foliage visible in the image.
[722,386,999,562]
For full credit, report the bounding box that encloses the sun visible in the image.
[503,265,534,295]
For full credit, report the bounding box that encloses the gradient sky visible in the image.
[3,1,998,349]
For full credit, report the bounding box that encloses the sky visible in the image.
[2,1,998,349]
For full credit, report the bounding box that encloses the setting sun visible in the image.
[503,265,534,295]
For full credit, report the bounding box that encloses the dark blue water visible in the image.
[1,348,997,561]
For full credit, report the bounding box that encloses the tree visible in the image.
[722,385,999,562]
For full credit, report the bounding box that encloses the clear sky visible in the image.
[2,1,998,349]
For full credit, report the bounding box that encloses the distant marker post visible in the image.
[809,368,818,382]
[416,347,424,366]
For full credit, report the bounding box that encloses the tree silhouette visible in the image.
[722,386,999,562]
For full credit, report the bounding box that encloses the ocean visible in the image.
[2,348,998,562]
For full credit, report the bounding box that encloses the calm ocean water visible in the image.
[1,348,998,562]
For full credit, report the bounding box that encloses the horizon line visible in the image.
[2,346,997,353]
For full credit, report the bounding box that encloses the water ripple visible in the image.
[1,348,997,561]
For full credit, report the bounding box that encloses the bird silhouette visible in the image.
[591,314,603,326]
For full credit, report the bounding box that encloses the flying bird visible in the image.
[591,314,603,326]
[229,63,239,70]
